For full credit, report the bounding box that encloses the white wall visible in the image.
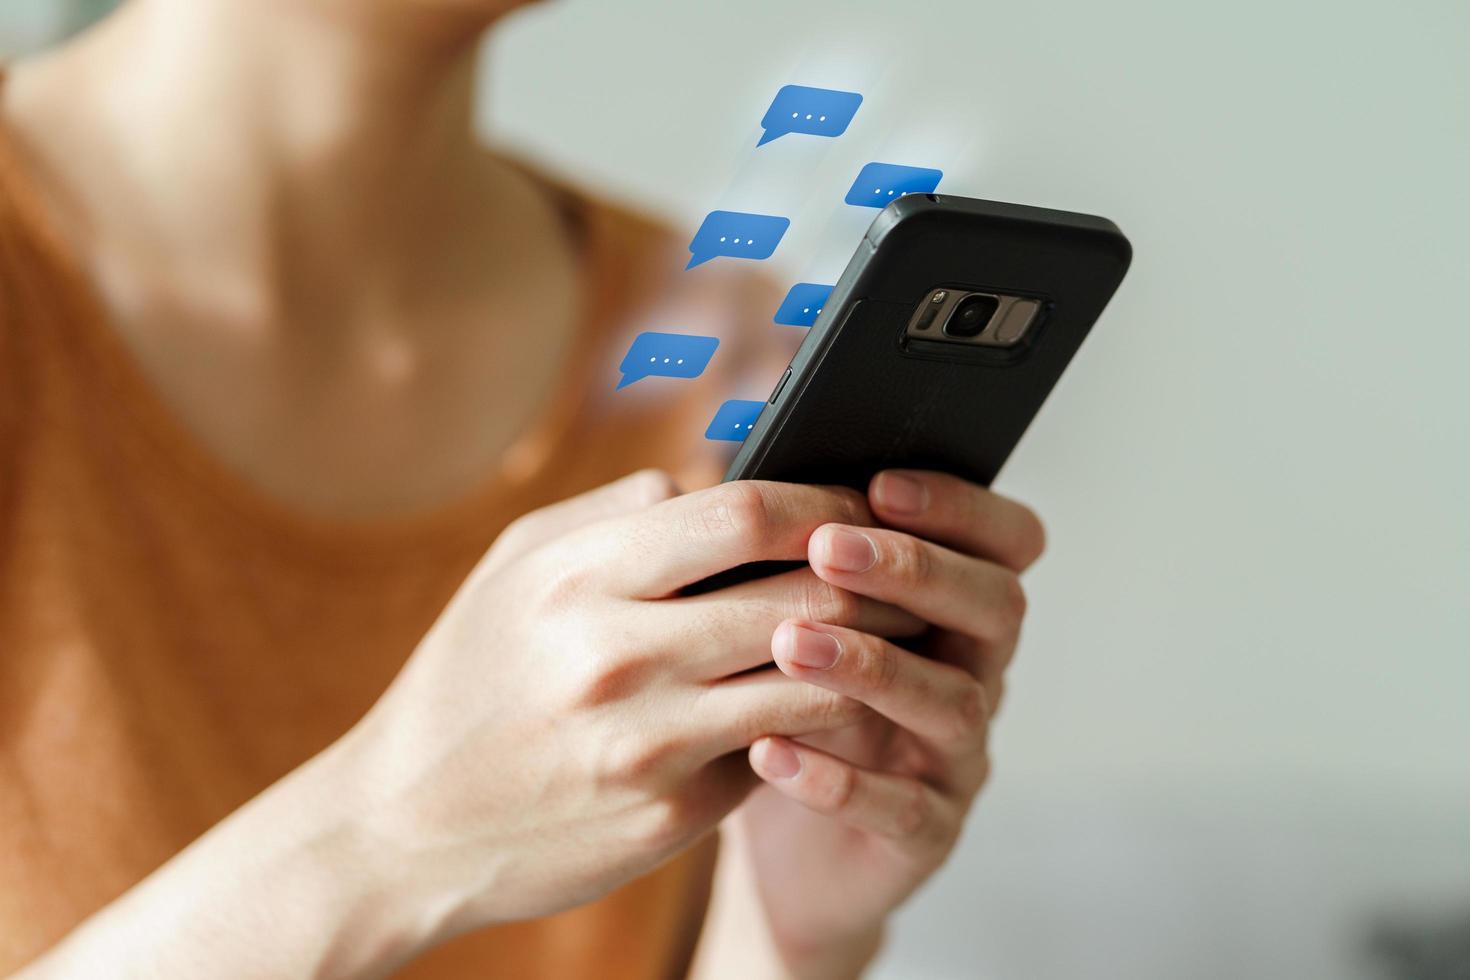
[483,1,1470,977]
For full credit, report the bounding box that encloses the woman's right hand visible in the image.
[15,470,924,980]
[343,470,926,943]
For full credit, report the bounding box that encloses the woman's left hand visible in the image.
[695,469,1046,980]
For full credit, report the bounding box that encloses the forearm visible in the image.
[13,732,450,980]
[688,827,883,980]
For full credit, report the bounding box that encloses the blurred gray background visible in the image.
[5,1,1468,978]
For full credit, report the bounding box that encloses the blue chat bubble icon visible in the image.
[773,282,835,327]
[758,85,863,146]
[616,331,720,390]
[686,211,790,270]
[844,162,944,208]
[705,399,765,441]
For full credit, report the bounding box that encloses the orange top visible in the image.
[0,104,799,975]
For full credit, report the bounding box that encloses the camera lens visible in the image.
[944,294,999,338]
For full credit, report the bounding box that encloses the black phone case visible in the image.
[725,194,1132,489]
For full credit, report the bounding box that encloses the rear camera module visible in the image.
[904,288,1043,350]
[943,293,999,338]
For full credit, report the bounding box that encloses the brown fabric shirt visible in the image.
[0,104,798,976]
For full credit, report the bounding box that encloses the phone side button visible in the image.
[769,367,793,404]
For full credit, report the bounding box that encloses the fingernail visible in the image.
[759,739,802,779]
[876,472,927,514]
[787,625,842,670]
[823,527,877,572]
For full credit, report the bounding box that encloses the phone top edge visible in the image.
[865,194,1131,270]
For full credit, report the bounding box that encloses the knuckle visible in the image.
[1014,505,1048,568]
[888,534,933,586]
[564,637,659,709]
[572,658,647,708]
[625,468,679,508]
[800,574,859,625]
[692,482,771,544]
[817,691,868,730]
[964,490,1046,571]
[826,485,871,527]
[745,690,856,745]
[893,781,930,837]
[951,679,989,739]
[591,728,680,788]
[634,794,696,853]
[492,512,537,552]
[813,764,858,814]
[858,637,900,693]
[988,675,1007,714]
[999,572,1029,626]
[526,539,598,607]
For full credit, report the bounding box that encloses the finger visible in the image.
[663,567,926,679]
[807,524,1029,646]
[749,736,961,844]
[869,470,1046,572]
[927,629,1013,712]
[771,621,989,751]
[484,469,680,572]
[689,669,873,759]
[680,751,762,832]
[577,481,872,598]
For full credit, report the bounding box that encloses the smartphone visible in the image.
[726,194,1131,489]
[685,194,1128,594]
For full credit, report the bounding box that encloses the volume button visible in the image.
[769,367,793,404]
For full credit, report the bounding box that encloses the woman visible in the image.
[0,1,1045,977]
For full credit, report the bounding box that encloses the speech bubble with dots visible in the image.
[615,332,720,390]
[686,211,790,270]
[758,85,863,147]
[844,162,944,208]
[773,282,835,328]
[704,399,765,442]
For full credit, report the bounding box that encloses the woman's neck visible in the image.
[0,0,589,518]
[5,0,527,334]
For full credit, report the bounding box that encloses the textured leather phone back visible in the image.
[727,196,1131,489]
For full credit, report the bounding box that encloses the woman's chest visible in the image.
[0,493,477,970]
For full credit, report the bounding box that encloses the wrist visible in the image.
[695,908,883,980]
[292,731,460,975]
[312,714,497,968]
[778,925,886,980]
[14,725,458,980]
[690,827,885,980]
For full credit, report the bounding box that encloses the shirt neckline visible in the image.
[0,71,624,566]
